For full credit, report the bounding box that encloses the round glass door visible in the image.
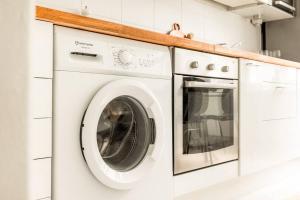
[97,96,154,172]
[80,79,165,190]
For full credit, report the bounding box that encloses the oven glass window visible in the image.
[183,79,234,154]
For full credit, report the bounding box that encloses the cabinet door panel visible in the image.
[261,82,296,120]
[261,64,296,85]
[240,59,298,176]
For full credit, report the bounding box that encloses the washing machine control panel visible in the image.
[55,26,171,77]
[111,46,160,71]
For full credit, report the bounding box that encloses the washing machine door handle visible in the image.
[146,102,165,161]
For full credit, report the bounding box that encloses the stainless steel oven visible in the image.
[173,48,239,175]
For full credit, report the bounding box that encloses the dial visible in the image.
[207,64,215,70]
[222,66,230,72]
[118,50,133,65]
[190,61,199,68]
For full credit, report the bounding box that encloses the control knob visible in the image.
[222,65,230,72]
[190,61,199,68]
[207,64,215,70]
[118,50,133,65]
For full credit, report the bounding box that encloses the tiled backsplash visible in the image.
[36,0,261,52]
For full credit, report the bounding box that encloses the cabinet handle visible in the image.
[275,86,287,89]
[245,63,260,67]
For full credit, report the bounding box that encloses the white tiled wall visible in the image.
[82,0,122,22]
[123,0,155,29]
[36,0,261,52]
[29,20,53,200]
[154,0,181,33]
[36,0,81,13]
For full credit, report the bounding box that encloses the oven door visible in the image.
[174,75,239,175]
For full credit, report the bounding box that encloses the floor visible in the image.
[176,158,300,200]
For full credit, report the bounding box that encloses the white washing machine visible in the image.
[53,26,173,200]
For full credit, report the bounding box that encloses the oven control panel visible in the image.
[173,48,238,79]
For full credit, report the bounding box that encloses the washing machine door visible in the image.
[81,79,165,190]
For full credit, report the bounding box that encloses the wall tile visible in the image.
[31,21,53,79]
[181,0,205,41]
[122,0,155,30]
[31,118,52,159]
[31,159,51,200]
[32,78,52,119]
[83,0,122,22]
[36,0,81,13]
[154,0,181,34]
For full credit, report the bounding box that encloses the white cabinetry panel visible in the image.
[240,59,298,176]
[174,161,238,197]
[260,63,296,84]
[213,0,259,7]
[261,82,296,120]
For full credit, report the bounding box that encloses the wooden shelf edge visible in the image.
[35,6,300,69]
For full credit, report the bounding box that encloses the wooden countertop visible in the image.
[36,6,300,69]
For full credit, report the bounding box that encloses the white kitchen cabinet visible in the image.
[297,70,300,158]
[213,0,271,7]
[231,4,294,22]
[240,59,299,176]
[260,63,296,84]
[261,82,296,120]
[213,0,293,22]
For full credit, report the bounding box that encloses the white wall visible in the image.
[36,0,261,52]
[0,0,31,199]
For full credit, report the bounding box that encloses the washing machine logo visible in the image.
[75,41,94,49]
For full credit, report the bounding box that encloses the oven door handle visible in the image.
[184,81,237,89]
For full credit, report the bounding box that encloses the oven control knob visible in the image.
[222,66,230,72]
[118,50,133,65]
[207,64,215,71]
[190,61,199,68]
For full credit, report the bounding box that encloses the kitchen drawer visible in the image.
[31,159,51,200]
[31,118,52,159]
[261,82,296,120]
[261,64,296,84]
[32,78,52,118]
